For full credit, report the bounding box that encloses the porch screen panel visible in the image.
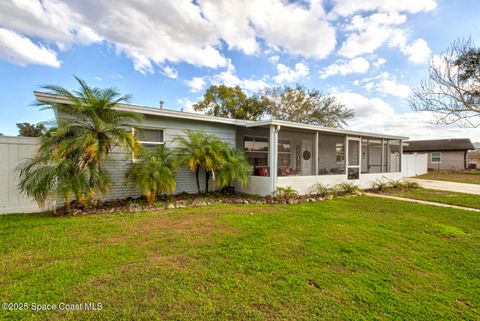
[244,135,269,168]
[318,133,346,175]
[387,140,401,172]
[367,139,382,173]
[278,130,315,176]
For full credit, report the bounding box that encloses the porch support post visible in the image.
[314,131,319,175]
[381,138,385,173]
[269,125,279,195]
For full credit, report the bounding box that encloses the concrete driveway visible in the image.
[405,178,480,195]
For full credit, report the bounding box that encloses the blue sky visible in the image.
[0,0,479,141]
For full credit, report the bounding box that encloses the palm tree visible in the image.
[175,130,227,193]
[18,153,88,212]
[126,146,179,203]
[217,148,251,189]
[19,76,142,206]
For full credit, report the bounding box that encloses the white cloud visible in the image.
[161,66,178,79]
[339,12,407,58]
[373,58,386,68]
[334,91,480,141]
[208,59,269,92]
[320,57,370,79]
[268,55,280,64]
[0,0,337,71]
[185,77,206,93]
[332,0,438,17]
[273,62,309,84]
[354,72,411,98]
[0,28,60,67]
[377,79,412,98]
[401,38,432,64]
[176,97,199,113]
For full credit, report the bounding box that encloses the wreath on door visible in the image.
[303,150,311,160]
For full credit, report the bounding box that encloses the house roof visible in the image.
[403,138,475,152]
[34,91,408,140]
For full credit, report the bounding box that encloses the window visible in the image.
[244,136,269,169]
[336,143,345,163]
[431,152,442,163]
[134,128,164,151]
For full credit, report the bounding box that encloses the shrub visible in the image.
[217,148,251,189]
[310,183,333,196]
[333,182,360,196]
[126,146,179,203]
[275,186,298,198]
[372,177,420,192]
[372,179,390,192]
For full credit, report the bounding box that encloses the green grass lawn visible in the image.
[1,197,479,320]
[381,188,480,210]
[417,170,480,184]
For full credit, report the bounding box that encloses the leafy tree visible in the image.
[193,85,267,120]
[409,38,480,127]
[259,84,354,127]
[217,148,251,189]
[16,122,47,137]
[126,146,179,203]
[175,130,227,193]
[19,76,142,207]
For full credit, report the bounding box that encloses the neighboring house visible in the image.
[34,91,406,197]
[403,138,474,171]
[467,149,480,169]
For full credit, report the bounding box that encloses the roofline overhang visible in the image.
[34,91,252,127]
[245,119,408,140]
[34,91,408,140]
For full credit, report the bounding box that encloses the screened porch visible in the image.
[236,123,404,195]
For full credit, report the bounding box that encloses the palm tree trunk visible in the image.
[195,166,201,194]
[205,170,210,194]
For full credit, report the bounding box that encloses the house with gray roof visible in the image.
[403,138,474,171]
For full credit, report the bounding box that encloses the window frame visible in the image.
[132,127,165,146]
[132,127,165,162]
[431,151,442,163]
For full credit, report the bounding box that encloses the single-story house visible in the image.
[403,138,474,171]
[35,91,407,197]
[467,149,480,169]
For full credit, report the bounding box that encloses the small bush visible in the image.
[333,182,360,196]
[275,186,298,198]
[372,178,419,192]
[372,180,390,192]
[310,183,333,197]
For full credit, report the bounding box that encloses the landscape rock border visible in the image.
[58,191,363,216]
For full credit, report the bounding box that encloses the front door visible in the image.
[301,139,313,175]
[347,138,360,180]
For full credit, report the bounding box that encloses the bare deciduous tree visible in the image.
[408,38,480,127]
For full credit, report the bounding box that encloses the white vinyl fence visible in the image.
[402,153,428,177]
[0,136,44,214]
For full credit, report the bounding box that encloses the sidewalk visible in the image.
[365,193,480,212]
[404,178,480,195]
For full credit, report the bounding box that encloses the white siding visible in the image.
[88,114,237,200]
